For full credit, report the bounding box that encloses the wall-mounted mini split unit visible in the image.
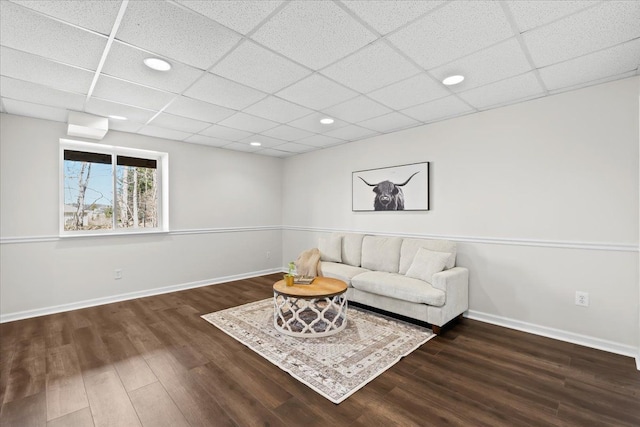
[67,111,108,140]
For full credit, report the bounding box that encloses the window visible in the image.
[60,139,168,235]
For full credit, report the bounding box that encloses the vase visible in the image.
[284,275,294,286]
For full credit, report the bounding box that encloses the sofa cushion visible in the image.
[351,271,445,307]
[361,236,403,273]
[339,233,366,267]
[399,238,456,274]
[405,247,449,283]
[321,262,369,286]
[318,235,342,262]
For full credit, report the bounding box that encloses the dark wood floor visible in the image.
[1,273,639,426]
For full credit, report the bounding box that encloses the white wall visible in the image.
[0,114,283,320]
[282,77,640,355]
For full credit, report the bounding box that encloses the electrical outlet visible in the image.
[114,269,122,280]
[575,291,589,307]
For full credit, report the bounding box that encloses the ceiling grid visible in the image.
[0,0,637,157]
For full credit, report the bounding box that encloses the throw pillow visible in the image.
[318,235,342,263]
[405,247,449,283]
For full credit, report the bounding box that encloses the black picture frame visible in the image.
[352,162,429,212]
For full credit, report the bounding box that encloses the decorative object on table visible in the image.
[201,298,434,404]
[294,247,322,277]
[352,162,429,211]
[284,261,295,286]
[293,275,315,284]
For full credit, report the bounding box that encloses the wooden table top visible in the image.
[273,276,348,298]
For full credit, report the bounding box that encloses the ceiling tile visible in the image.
[2,98,68,122]
[430,38,533,93]
[184,73,267,110]
[0,1,107,70]
[0,47,94,94]
[357,112,420,133]
[388,1,513,69]
[457,72,544,109]
[251,0,376,70]
[184,134,231,147]
[238,134,287,148]
[150,112,211,133]
[175,0,284,35]
[255,148,293,158]
[116,1,241,70]
[276,74,358,110]
[367,74,449,110]
[323,96,391,123]
[321,41,420,93]
[243,96,313,123]
[108,119,144,133]
[270,142,315,153]
[297,135,346,148]
[260,125,314,141]
[341,0,444,35]
[539,39,640,91]
[0,76,85,110]
[137,125,191,141]
[217,112,279,134]
[199,124,253,141]
[85,98,157,124]
[402,95,474,123]
[211,40,311,93]
[9,0,122,35]
[523,1,640,67]
[92,76,175,111]
[164,96,235,123]
[506,1,600,32]
[223,141,262,152]
[287,113,350,134]
[297,134,345,147]
[101,41,204,94]
[324,124,378,141]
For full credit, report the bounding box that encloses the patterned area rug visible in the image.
[201,298,435,404]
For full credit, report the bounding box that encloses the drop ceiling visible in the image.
[0,0,638,157]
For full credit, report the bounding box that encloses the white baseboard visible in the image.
[466,310,638,361]
[0,267,282,323]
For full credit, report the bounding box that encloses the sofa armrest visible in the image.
[431,267,469,315]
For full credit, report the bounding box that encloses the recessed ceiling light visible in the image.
[320,117,334,124]
[442,75,464,86]
[108,115,127,120]
[143,57,171,71]
[250,141,262,147]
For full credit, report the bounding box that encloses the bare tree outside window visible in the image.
[116,164,158,229]
[63,148,161,233]
[63,151,113,231]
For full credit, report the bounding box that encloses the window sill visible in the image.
[59,229,170,239]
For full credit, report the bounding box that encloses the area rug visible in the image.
[201,298,435,404]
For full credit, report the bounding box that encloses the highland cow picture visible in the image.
[352,162,429,212]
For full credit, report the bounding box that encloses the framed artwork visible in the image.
[352,162,429,212]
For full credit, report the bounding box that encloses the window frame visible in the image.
[59,139,169,237]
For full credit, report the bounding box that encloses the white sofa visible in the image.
[318,233,469,334]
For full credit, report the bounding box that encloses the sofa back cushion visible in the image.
[361,236,403,273]
[399,238,456,275]
[338,233,366,267]
[318,235,342,262]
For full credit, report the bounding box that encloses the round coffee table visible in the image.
[273,277,348,337]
